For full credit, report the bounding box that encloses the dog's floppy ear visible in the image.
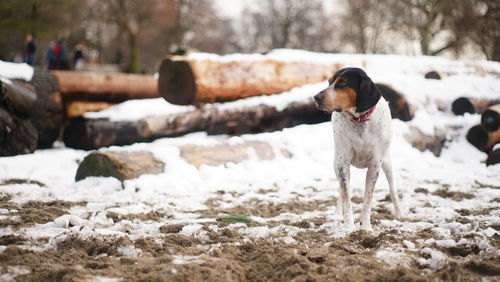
[356,75,381,113]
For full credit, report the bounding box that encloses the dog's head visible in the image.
[314,67,381,113]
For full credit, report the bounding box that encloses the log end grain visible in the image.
[424,71,442,80]
[466,125,489,152]
[486,148,500,166]
[75,151,164,181]
[452,97,475,116]
[158,58,196,105]
[481,108,499,132]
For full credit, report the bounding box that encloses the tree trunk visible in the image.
[127,32,140,74]
[51,71,158,103]
[158,56,340,105]
[63,99,330,150]
[75,150,164,181]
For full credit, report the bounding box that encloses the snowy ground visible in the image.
[0,50,499,281]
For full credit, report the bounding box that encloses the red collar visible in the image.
[351,105,376,123]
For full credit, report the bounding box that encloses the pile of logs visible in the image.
[466,104,500,166]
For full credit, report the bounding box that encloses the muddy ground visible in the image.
[0,183,499,281]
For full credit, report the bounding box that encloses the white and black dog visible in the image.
[314,67,403,230]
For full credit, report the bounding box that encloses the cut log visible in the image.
[375,83,413,121]
[0,79,37,117]
[424,71,442,80]
[75,150,164,181]
[486,148,500,166]
[158,56,340,105]
[451,97,500,116]
[63,99,329,150]
[0,80,38,156]
[180,141,278,168]
[29,68,64,148]
[65,100,116,118]
[51,71,159,102]
[404,126,447,157]
[481,104,500,132]
[466,125,500,152]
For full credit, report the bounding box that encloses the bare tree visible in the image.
[239,0,335,53]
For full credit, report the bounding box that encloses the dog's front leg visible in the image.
[360,163,381,231]
[335,159,354,229]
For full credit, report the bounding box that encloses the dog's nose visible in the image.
[314,93,322,104]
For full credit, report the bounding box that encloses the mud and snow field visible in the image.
[0,51,499,281]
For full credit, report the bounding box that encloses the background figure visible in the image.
[53,40,67,70]
[73,44,85,71]
[45,40,56,70]
[23,34,36,65]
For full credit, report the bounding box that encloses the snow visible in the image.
[0,60,34,81]
[0,50,499,272]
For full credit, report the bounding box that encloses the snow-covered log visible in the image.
[63,100,328,150]
[75,150,164,181]
[375,83,413,121]
[0,79,38,156]
[481,104,500,132]
[180,141,279,168]
[451,97,500,116]
[65,100,117,118]
[158,56,340,105]
[51,71,159,103]
[486,148,500,166]
[466,125,500,152]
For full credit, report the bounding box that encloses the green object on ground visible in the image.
[219,215,252,226]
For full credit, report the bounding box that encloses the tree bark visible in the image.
[158,56,340,105]
[51,71,158,102]
[63,99,330,150]
[75,150,164,181]
[0,80,38,156]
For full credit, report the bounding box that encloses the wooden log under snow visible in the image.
[466,125,500,152]
[158,56,340,105]
[375,83,413,121]
[65,100,117,118]
[180,141,279,168]
[75,151,164,181]
[51,71,159,103]
[451,97,500,116]
[486,148,500,166]
[481,104,500,132]
[63,99,329,150]
[0,79,38,156]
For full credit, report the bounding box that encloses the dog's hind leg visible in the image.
[382,157,403,219]
[360,163,381,231]
[335,160,354,229]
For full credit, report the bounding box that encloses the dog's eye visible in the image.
[337,81,347,88]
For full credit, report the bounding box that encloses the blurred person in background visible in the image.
[73,44,85,71]
[23,34,36,65]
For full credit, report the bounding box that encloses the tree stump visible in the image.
[158,56,340,105]
[75,151,164,181]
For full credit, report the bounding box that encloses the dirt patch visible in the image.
[414,188,429,194]
[0,234,26,245]
[2,234,498,282]
[0,199,85,229]
[455,208,492,216]
[0,178,46,187]
[201,197,337,219]
[107,210,167,223]
[432,189,474,201]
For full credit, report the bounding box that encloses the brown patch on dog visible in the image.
[321,80,357,112]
